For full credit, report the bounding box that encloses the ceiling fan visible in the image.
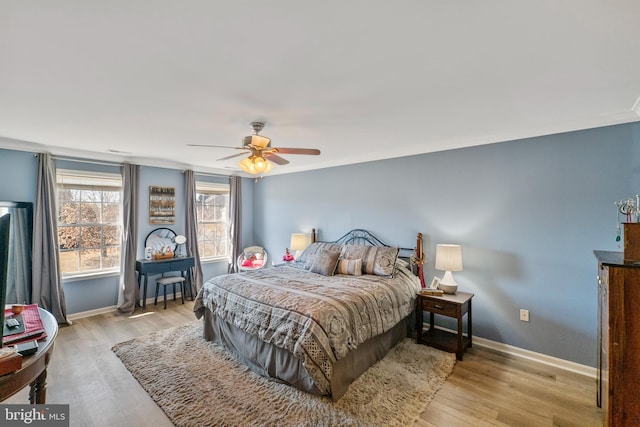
[188,122,321,175]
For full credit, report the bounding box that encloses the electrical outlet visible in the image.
[520,309,530,322]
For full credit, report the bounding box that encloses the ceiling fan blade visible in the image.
[264,153,290,165]
[274,148,321,155]
[187,144,243,149]
[217,152,247,161]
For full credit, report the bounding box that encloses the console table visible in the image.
[136,257,195,312]
[0,308,58,403]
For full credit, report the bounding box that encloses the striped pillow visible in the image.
[336,258,362,276]
[340,244,399,277]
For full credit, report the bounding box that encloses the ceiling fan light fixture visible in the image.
[238,157,256,174]
[237,155,274,175]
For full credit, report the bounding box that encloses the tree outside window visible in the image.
[57,170,122,276]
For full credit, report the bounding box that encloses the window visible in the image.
[195,182,229,260]
[56,169,122,276]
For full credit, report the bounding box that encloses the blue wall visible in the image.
[0,149,253,314]
[2,121,638,366]
[252,122,640,366]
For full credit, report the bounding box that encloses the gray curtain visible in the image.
[228,176,242,273]
[32,153,71,325]
[184,170,204,294]
[6,207,31,304]
[117,163,139,314]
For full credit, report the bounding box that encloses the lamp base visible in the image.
[438,271,458,294]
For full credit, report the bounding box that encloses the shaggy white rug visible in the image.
[112,321,455,427]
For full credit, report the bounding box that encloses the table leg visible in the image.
[29,369,47,404]
[468,299,473,348]
[415,298,422,343]
[457,313,463,360]
[143,274,148,312]
[137,272,142,309]
[186,268,194,300]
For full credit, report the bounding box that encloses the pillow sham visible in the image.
[306,250,341,276]
[340,244,400,277]
[336,258,362,276]
[297,242,341,265]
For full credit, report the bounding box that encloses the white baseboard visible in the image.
[472,336,597,379]
[67,293,186,321]
[424,324,597,379]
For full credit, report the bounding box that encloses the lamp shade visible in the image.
[290,233,309,252]
[435,244,463,272]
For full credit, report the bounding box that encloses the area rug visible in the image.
[112,321,455,427]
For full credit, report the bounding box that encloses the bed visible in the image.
[193,229,423,401]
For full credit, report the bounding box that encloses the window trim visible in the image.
[56,168,123,278]
[195,181,230,261]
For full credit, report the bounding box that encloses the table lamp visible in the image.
[290,233,310,259]
[435,244,463,294]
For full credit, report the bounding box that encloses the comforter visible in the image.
[193,264,421,394]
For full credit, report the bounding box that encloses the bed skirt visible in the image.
[202,307,410,401]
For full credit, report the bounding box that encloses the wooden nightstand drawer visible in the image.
[420,298,457,317]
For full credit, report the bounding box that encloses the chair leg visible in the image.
[180,282,185,304]
[163,285,167,309]
[173,283,177,301]
[154,282,159,306]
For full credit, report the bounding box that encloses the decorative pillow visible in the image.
[297,242,341,265]
[340,244,400,277]
[395,257,409,269]
[306,250,341,276]
[336,258,363,276]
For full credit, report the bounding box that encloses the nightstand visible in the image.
[415,291,474,360]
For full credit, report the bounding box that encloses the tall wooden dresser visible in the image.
[594,251,640,426]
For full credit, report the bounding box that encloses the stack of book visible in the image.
[420,288,444,296]
[3,304,47,346]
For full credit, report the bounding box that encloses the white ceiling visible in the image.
[1,1,639,176]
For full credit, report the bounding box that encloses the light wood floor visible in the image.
[5,300,603,427]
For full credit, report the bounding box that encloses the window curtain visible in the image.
[32,153,71,325]
[228,176,242,273]
[184,170,204,294]
[117,163,139,314]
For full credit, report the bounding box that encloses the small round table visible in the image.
[0,308,58,403]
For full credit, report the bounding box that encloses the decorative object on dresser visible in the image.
[435,244,463,294]
[594,250,640,427]
[416,291,473,360]
[112,320,455,427]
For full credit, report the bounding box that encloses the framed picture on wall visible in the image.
[149,186,175,224]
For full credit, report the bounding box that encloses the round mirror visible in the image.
[145,227,178,255]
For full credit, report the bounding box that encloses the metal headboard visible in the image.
[312,228,414,257]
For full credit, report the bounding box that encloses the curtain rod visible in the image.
[36,154,122,168]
